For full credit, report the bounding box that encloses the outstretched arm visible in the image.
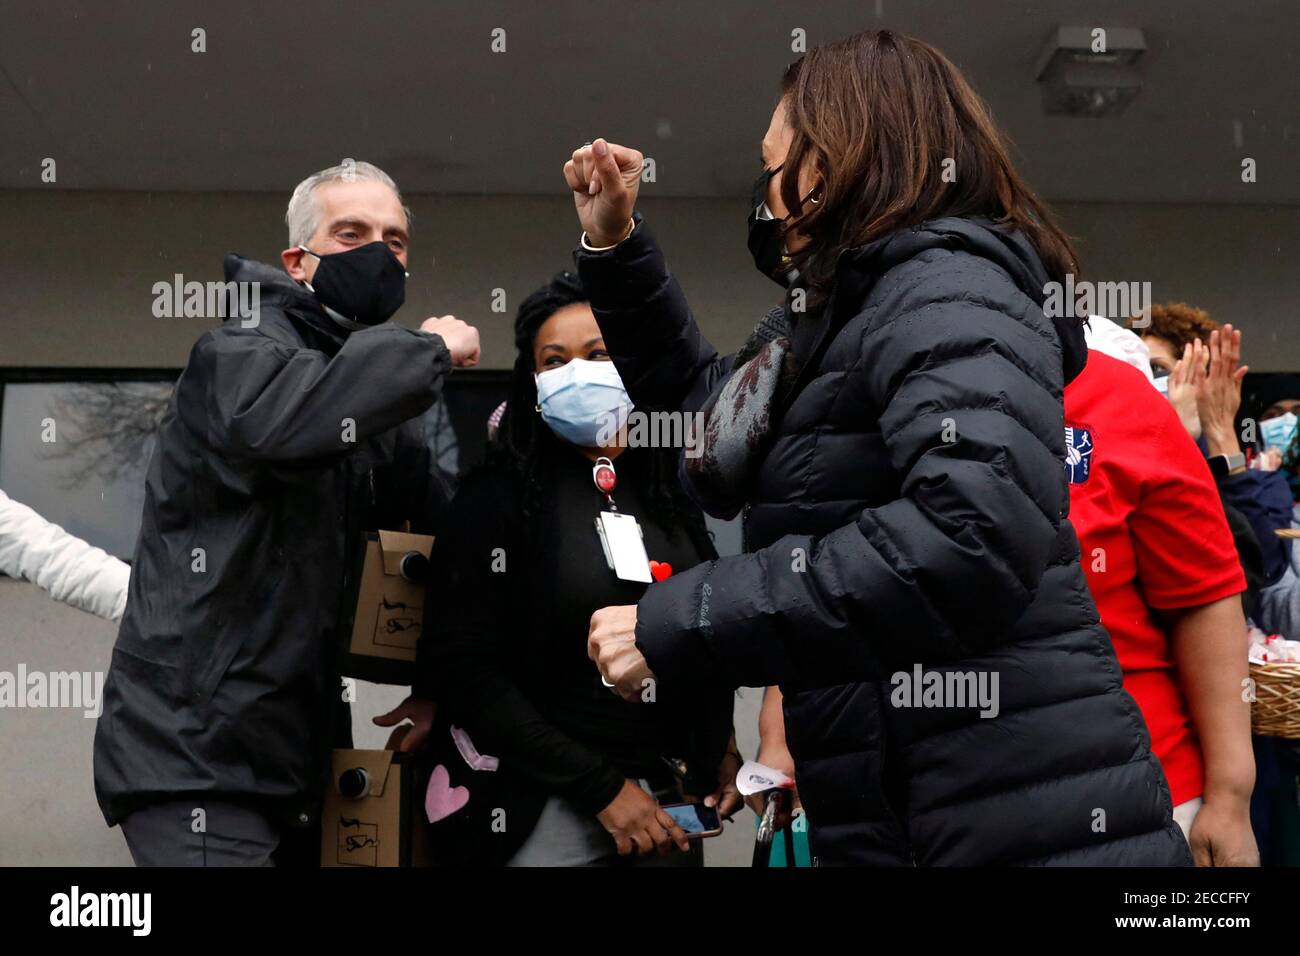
[181,323,450,462]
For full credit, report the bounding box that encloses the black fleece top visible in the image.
[416,438,730,815]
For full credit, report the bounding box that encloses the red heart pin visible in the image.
[649,560,673,582]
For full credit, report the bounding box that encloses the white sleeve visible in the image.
[0,489,130,622]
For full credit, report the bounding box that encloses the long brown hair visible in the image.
[779,29,1079,293]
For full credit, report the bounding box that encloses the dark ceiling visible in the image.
[1,0,1297,203]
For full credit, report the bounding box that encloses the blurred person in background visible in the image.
[1245,375,1300,641]
[1135,304,1293,589]
[1137,301,1220,393]
[1065,317,1258,865]
[1246,374,1300,494]
[1237,375,1300,866]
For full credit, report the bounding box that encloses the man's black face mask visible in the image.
[300,241,407,326]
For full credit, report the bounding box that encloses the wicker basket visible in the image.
[1250,660,1300,738]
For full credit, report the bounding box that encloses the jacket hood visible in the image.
[837,217,1088,385]
[223,253,319,311]
[223,253,349,347]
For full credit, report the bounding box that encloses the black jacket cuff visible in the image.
[572,213,666,308]
[570,765,629,816]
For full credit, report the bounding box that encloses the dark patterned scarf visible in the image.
[685,306,802,516]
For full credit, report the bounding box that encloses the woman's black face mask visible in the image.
[747,165,794,288]
[300,241,407,326]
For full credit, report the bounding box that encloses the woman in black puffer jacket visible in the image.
[569,29,1191,866]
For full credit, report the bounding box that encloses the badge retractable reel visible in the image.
[591,456,653,584]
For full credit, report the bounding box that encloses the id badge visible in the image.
[595,511,653,583]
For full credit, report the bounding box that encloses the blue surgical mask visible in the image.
[534,358,633,448]
[1261,412,1298,452]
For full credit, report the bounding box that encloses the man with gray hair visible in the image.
[93,161,479,866]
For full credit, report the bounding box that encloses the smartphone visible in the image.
[661,802,723,839]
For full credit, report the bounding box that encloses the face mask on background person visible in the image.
[299,240,408,326]
[1261,411,1298,452]
[534,358,634,447]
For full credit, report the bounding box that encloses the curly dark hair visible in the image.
[1132,302,1220,354]
[481,271,714,556]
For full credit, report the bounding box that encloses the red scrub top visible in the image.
[1064,351,1246,805]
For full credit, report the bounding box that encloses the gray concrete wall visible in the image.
[2,190,1299,371]
[0,192,771,370]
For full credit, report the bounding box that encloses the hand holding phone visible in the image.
[661,802,723,839]
[597,780,690,855]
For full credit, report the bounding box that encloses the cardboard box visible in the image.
[341,530,433,685]
[320,748,431,868]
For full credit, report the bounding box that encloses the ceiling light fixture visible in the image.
[1036,26,1146,117]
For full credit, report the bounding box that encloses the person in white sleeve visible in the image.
[0,488,129,623]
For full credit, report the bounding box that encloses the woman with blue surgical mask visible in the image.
[1258,397,1300,487]
[533,349,634,448]
[1260,408,1300,504]
[387,271,742,867]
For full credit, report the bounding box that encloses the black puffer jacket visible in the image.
[94,256,450,828]
[576,216,1191,866]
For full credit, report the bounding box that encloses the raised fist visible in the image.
[563,138,643,247]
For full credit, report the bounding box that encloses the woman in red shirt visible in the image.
[1065,325,1258,865]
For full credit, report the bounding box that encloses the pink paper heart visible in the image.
[425,763,470,823]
